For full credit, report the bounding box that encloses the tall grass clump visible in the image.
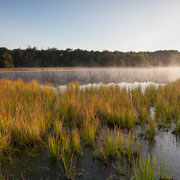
[0,80,55,147]
[47,128,76,179]
[80,114,99,147]
[134,154,156,180]
[140,119,157,141]
[95,128,141,163]
[96,86,136,128]
[132,86,157,125]
[55,82,84,127]
[156,81,180,128]
[72,128,81,154]
[48,119,81,179]
[48,135,61,159]
[0,115,11,156]
[173,120,180,135]
[125,130,141,163]
[132,86,154,111]
[135,154,172,180]
[95,127,125,161]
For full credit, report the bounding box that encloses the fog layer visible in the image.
[0,67,180,84]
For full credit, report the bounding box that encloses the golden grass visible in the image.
[0,80,55,149]
[0,78,179,178]
[95,127,141,164]
[0,79,179,152]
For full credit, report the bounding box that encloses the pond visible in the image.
[1,67,180,84]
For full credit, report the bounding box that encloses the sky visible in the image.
[0,0,180,52]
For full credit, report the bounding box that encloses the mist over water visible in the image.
[1,67,180,85]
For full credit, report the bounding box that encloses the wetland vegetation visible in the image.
[0,78,179,179]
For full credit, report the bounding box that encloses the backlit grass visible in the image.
[0,79,179,179]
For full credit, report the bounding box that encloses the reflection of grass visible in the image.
[0,79,180,178]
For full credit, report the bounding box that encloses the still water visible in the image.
[1,67,180,84]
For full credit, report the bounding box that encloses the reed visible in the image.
[71,128,81,154]
[95,128,141,163]
[148,120,156,141]
[48,135,61,159]
[61,150,75,180]
[95,127,124,160]
[135,154,172,180]
[141,120,156,141]
[173,120,180,135]
[47,128,76,179]
[125,131,141,163]
[80,116,99,147]
[138,106,149,124]
[53,120,64,139]
[134,154,156,180]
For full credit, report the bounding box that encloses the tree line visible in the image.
[0,47,180,68]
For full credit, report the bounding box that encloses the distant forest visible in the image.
[1,47,180,68]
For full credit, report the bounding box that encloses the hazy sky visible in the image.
[0,0,180,51]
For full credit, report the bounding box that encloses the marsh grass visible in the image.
[134,154,172,180]
[60,151,76,180]
[48,128,77,179]
[172,120,180,134]
[140,119,157,141]
[0,131,10,157]
[156,81,180,128]
[0,79,179,179]
[134,154,156,180]
[95,127,124,160]
[138,106,149,124]
[95,128,141,164]
[53,120,64,139]
[48,135,61,159]
[72,128,81,154]
[80,116,99,147]
[0,80,55,148]
[112,154,130,176]
[147,120,156,141]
